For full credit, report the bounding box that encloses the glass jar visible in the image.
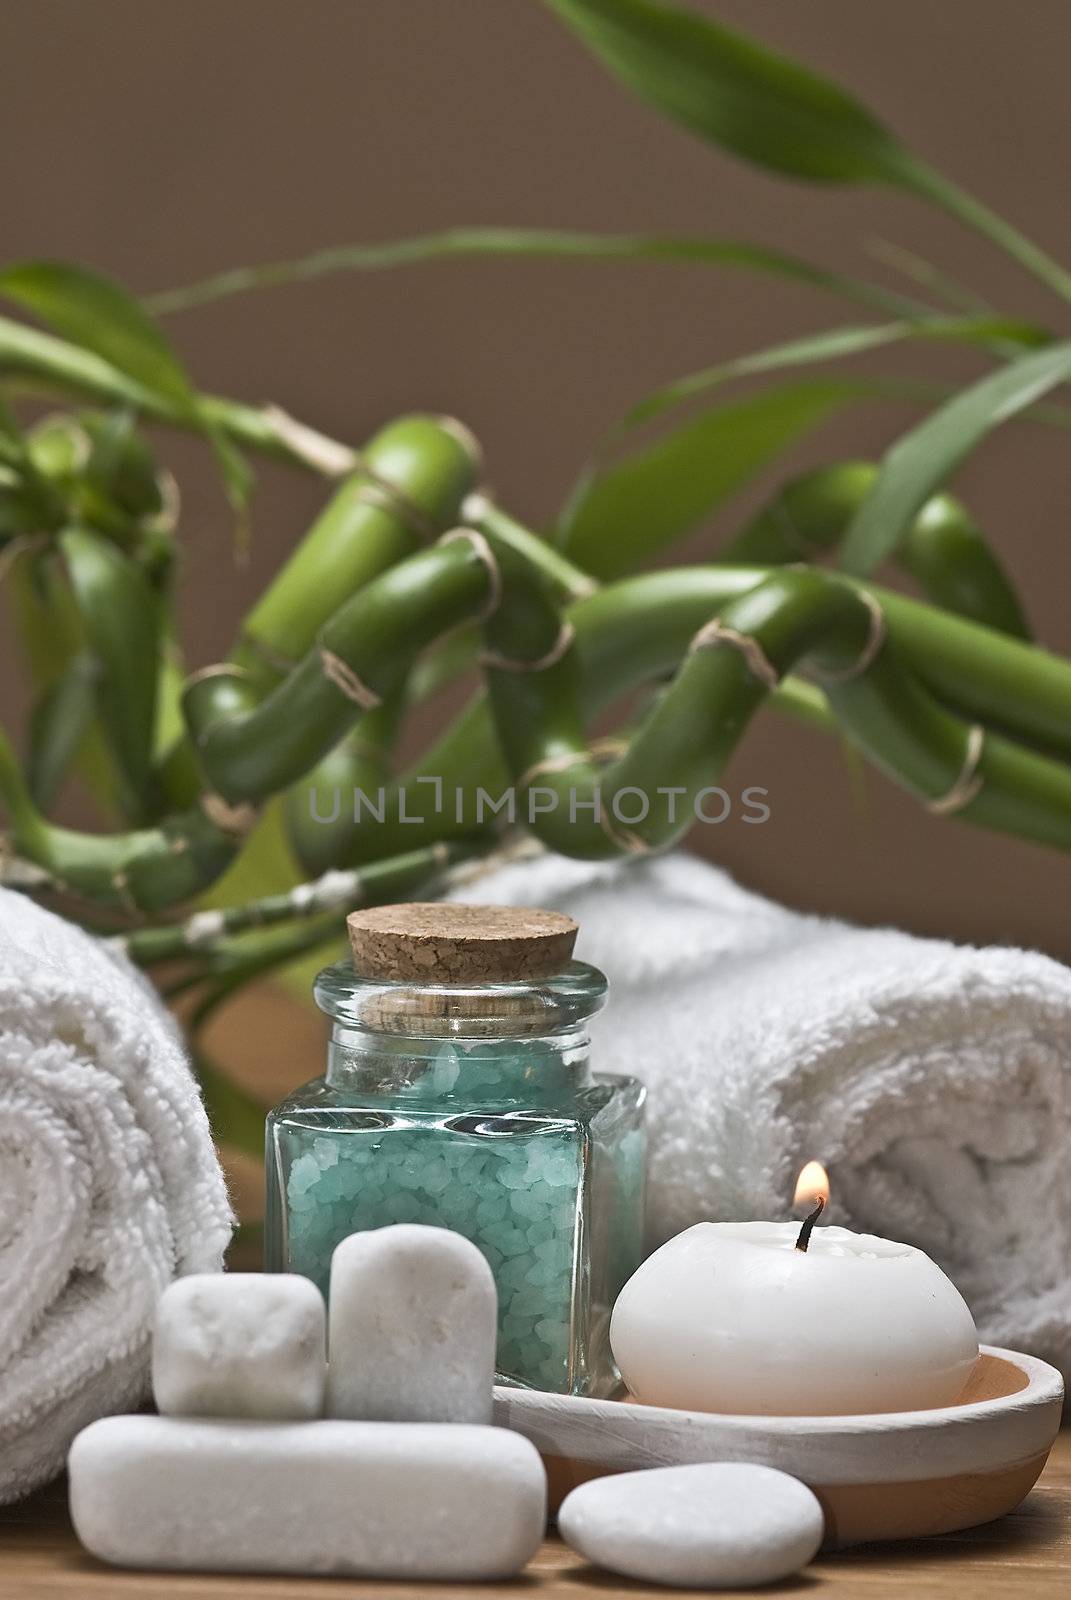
[265,907,646,1397]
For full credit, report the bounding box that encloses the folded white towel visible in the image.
[0,888,232,1502]
[452,852,1071,1385]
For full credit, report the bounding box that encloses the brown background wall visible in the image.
[3,0,1071,960]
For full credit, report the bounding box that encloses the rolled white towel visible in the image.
[451,851,1071,1384]
[0,888,232,1502]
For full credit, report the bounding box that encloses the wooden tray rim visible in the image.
[492,1344,1064,1486]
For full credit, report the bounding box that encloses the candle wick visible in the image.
[794,1195,825,1252]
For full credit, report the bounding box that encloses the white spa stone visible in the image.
[152,1272,325,1420]
[558,1462,825,1589]
[69,1414,547,1578]
[327,1224,496,1423]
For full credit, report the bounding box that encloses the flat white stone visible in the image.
[152,1273,325,1420]
[558,1462,824,1589]
[69,1415,546,1579]
[327,1225,496,1423]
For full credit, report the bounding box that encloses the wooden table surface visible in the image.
[2,1432,1067,1599]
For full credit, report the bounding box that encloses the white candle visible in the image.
[610,1219,980,1417]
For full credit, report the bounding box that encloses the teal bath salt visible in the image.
[266,905,646,1396]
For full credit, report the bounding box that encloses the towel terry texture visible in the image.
[0,887,232,1502]
[451,851,1071,1385]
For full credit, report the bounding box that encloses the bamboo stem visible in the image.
[480,556,1071,856]
[184,536,497,801]
[283,705,401,878]
[322,546,1071,873]
[119,839,476,965]
[235,415,482,683]
[572,567,1071,762]
[724,463,1032,641]
[463,496,596,603]
[149,414,482,815]
[7,483,1071,916]
[0,723,239,911]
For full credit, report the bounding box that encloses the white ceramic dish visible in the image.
[492,1345,1064,1544]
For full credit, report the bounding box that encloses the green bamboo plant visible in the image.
[3,0,1071,1151]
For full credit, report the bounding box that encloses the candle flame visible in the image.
[793,1160,830,1211]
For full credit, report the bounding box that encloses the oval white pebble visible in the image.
[558,1462,824,1589]
[69,1415,546,1579]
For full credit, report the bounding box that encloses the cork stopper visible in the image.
[346,902,578,984]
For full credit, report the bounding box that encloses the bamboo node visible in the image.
[261,405,360,477]
[567,573,600,601]
[183,662,256,690]
[459,490,598,603]
[516,738,624,793]
[599,804,651,856]
[480,620,575,674]
[813,591,887,684]
[589,736,628,764]
[318,869,364,910]
[239,631,299,675]
[289,871,352,913]
[926,726,986,816]
[439,528,502,621]
[689,618,781,691]
[145,466,182,538]
[110,869,139,917]
[516,749,589,792]
[318,646,383,711]
[200,792,260,837]
[444,835,543,891]
[433,414,484,473]
[355,478,438,542]
[183,909,228,949]
[461,489,493,524]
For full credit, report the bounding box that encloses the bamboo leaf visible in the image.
[561,378,866,578]
[0,262,251,513]
[59,527,162,811]
[0,312,152,406]
[544,0,919,185]
[0,312,345,481]
[615,316,1048,432]
[145,226,917,319]
[154,634,189,758]
[0,261,201,411]
[840,339,1071,575]
[544,0,1071,302]
[558,316,1044,557]
[5,545,122,817]
[27,649,100,810]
